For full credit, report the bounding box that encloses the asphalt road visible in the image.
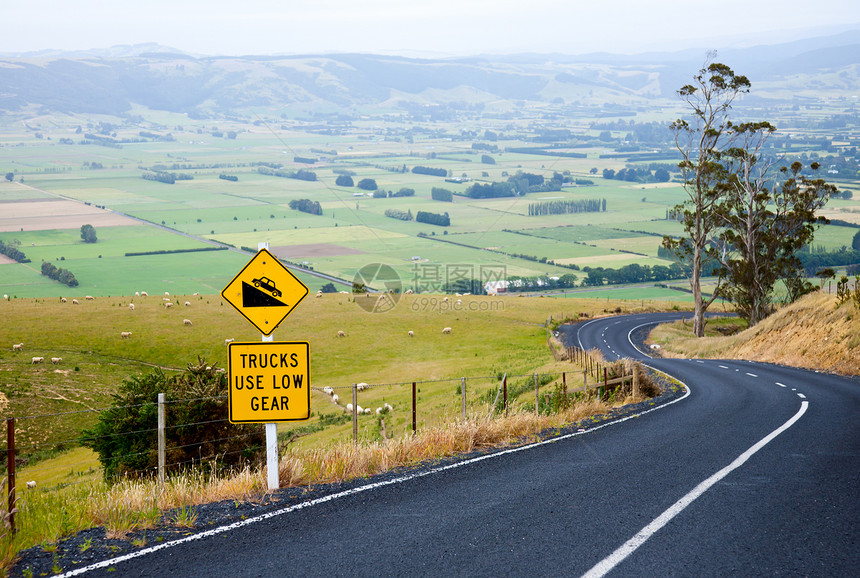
[66,312,859,577]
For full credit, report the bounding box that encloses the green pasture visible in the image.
[0,293,685,472]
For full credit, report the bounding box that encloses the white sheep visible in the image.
[165,302,173,308]
[31,356,44,364]
[376,407,383,415]
[315,293,323,298]
[162,297,171,301]
[184,301,191,307]
[225,338,235,345]
[384,403,393,411]
[120,331,132,339]
[165,292,170,296]
[405,289,413,294]
[442,327,452,334]
[346,403,353,412]
[443,297,449,302]
[331,394,339,403]
[356,382,368,391]
[356,405,364,414]
[183,319,193,326]
[408,330,414,337]
[26,481,36,490]
[135,291,140,296]
[322,386,334,396]
[60,297,67,303]
[336,330,346,337]
[364,407,372,414]
[72,299,79,304]
[51,357,62,364]
[12,343,23,351]
[129,303,135,310]
[193,292,199,296]
[140,291,148,296]
[3,295,7,300]
[85,295,94,300]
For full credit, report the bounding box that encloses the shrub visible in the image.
[81,359,265,481]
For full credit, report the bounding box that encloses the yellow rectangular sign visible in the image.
[228,341,311,423]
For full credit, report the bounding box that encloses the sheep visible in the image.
[339,291,349,294]
[165,292,170,296]
[120,331,132,339]
[384,403,393,411]
[316,293,323,298]
[336,330,346,337]
[356,405,364,414]
[322,386,334,396]
[135,291,140,297]
[442,327,452,334]
[405,289,413,294]
[165,302,173,308]
[364,407,372,415]
[140,291,148,296]
[72,299,79,304]
[26,481,36,490]
[225,338,235,345]
[12,343,23,351]
[162,297,171,301]
[183,319,193,326]
[51,357,62,364]
[443,297,449,302]
[331,394,339,403]
[407,330,414,337]
[184,301,191,307]
[85,295,94,300]
[129,303,135,310]
[356,382,368,391]
[3,294,7,300]
[193,292,199,296]
[346,403,353,412]
[31,356,44,364]
[60,297,67,303]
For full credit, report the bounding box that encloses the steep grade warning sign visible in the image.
[227,341,310,423]
[220,248,309,335]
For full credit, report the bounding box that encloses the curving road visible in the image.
[62,312,859,577]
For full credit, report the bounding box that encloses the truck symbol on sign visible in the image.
[252,277,282,297]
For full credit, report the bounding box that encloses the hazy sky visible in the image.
[4,0,859,56]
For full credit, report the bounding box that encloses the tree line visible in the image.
[41,261,79,287]
[0,239,30,263]
[528,199,605,216]
[288,199,322,215]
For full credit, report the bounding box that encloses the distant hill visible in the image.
[0,32,857,118]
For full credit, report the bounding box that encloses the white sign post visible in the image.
[259,243,279,491]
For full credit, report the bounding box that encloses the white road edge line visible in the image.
[581,400,809,578]
[746,373,758,378]
[58,371,693,577]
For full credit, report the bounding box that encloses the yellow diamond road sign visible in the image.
[221,248,309,335]
[228,341,310,423]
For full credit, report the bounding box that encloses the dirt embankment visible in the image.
[652,292,860,376]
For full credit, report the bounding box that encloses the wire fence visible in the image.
[3,344,643,533]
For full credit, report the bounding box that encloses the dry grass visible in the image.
[650,292,860,375]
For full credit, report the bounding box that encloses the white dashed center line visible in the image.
[746,373,758,378]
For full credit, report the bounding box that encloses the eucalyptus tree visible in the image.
[663,55,751,337]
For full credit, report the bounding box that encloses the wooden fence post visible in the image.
[461,377,466,421]
[412,381,417,434]
[562,372,567,397]
[157,393,165,485]
[633,363,640,398]
[6,417,15,534]
[583,370,588,396]
[534,373,539,414]
[503,375,508,417]
[352,383,358,443]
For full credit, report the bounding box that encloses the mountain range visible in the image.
[0,31,857,118]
